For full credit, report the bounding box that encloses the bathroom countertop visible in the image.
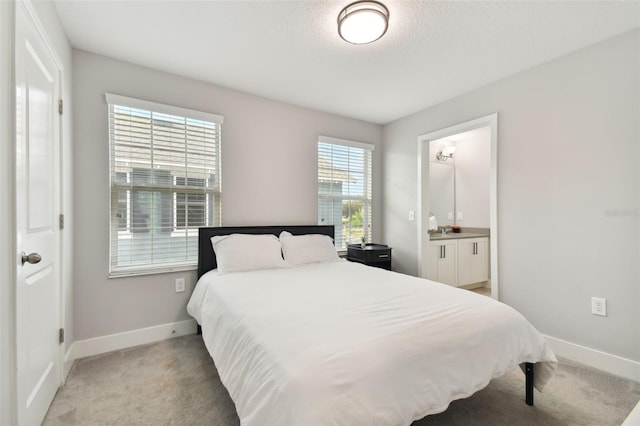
[428,232,489,241]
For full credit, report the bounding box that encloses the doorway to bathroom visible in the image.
[417,114,499,299]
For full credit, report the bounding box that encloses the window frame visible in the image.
[106,93,223,277]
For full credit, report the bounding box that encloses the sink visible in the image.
[429,233,447,238]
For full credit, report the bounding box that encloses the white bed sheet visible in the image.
[188,260,556,426]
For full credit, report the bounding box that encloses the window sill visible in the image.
[109,263,196,278]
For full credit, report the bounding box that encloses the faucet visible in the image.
[441,227,448,236]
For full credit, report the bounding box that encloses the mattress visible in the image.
[188,260,556,425]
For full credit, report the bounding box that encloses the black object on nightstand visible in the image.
[347,244,392,270]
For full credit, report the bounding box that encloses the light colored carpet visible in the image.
[44,334,640,425]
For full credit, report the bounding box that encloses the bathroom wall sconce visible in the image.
[338,1,389,45]
[436,146,456,161]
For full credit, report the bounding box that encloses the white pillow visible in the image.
[279,231,340,266]
[210,234,287,274]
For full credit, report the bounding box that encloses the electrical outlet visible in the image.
[175,278,186,293]
[448,212,454,220]
[457,212,464,221]
[591,297,606,316]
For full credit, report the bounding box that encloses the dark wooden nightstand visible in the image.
[347,244,392,270]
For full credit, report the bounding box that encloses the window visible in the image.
[317,135,373,251]
[107,93,222,276]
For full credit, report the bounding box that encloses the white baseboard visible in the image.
[63,344,74,380]
[69,319,198,361]
[64,325,638,384]
[544,334,640,382]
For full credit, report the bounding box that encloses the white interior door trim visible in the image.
[19,1,63,71]
[417,113,499,299]
[0,1,17,424]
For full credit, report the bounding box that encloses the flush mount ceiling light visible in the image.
[338,1,389,45]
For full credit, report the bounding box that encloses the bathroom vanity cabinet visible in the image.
[427,235,489,287]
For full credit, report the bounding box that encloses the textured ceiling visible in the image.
[53,0,639,124]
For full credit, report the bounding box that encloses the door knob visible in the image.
[21,252,42,265]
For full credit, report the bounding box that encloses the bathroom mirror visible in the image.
[428,162,454,229]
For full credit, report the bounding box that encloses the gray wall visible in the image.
[72,50,383,340]
[382,30,639,361]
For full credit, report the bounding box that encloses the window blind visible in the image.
[317,136,373,250]
[107,94,222,276]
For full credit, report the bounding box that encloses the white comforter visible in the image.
[188,260,556,426]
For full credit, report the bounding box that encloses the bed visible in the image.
[187,225,557,425]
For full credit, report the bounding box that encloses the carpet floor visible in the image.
[43,334,640,425]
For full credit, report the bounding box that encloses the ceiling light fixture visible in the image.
[436,146,456,161]
[338,1,389,45]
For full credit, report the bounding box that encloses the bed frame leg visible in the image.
[525,362,534,406]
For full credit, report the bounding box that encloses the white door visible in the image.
[15,4,62,425]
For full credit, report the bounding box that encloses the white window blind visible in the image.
[107,94,223,276]
[317,136,373,250]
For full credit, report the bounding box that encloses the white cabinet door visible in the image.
[458,238,489,286]
[426,242,440,282]
[427,240,457,286]
[438,240,457,285]
[470,238,489,284]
